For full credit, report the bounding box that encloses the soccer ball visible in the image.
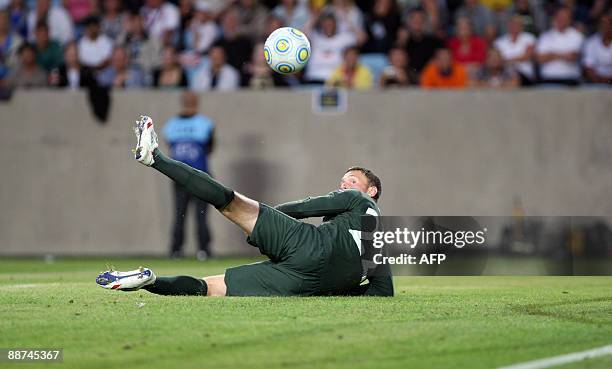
[264,27,311,75]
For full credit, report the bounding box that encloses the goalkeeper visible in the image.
[96,116,393,297]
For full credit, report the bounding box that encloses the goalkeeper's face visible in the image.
[339,171,378,199]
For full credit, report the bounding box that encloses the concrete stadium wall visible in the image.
[0,89,611,256]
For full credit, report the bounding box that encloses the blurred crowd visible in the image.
[0,0,610,95]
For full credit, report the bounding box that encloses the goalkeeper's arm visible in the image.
[274,190,361,219]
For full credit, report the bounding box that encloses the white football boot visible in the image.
[96,267,156,291]
[133,115,158,166]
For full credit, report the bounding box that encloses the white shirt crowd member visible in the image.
[27,5,74,45]
[583,33,612,79]
[305,31,356,82]
[536,26,584,80]
[192,64,240,91]
[494,32,536,79]
[141,1,180,41]
[78,34,114,68]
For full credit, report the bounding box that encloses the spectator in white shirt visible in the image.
[185,0,220,55]
[77,16,113,69]
[27,0,73,45]
[536,7,584,85]
[328,0,365,41]
[583,13,612,84]
[140,0,180,42]
[192,45,240,91]
[304,12,356,83]
[494,14,536,84]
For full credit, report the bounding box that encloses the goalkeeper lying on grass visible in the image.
[96,116,393,297]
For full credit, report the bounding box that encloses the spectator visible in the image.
[396,8,444,73]
[117,12,162,75]
[7,42,47,88]
[561,0,591,34]
[236,0,268,41]
[473,47,519,87]
[361,0,401,54]
[583,12,612,84]
[499,0,547,35]
[34,21,62,73]
[192,45,240,91]
[162,91,215,260]
[244,42,291,89]
[263,14,285,38]
[97,46,146,88]
[379,47,419,87]
[587,0,610,28]
[63,0,96,25]
[184,0,220,55]
[326,44,374,89]
[50,41,95,89]
[447,17,487,69]
[8,0,27,38]
[0,9,23,79]
[152,45,188,88]
[26,0,74,45]
[536,7,584,85]
[101,0,127,41]
[177,0,195,50]
[420,47,468,88]
[140,0,180,41]
[494,14,536,84]
[78,16,113,69]
[480,0,513,36]
[328,0,366,40]
[403,0,447,35]
[273,0,310,30]
[215,7,253,74]
[304,12,356,83]
[245,42,274,89]
[455,0,495,38]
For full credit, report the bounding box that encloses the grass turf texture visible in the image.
[1,258,611,369]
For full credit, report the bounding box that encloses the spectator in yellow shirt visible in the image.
[326,45,374,89]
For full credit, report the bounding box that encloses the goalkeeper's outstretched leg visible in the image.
[133,115,260,236]
[99,116,276,297]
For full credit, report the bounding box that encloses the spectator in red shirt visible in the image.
[447,16,487,73]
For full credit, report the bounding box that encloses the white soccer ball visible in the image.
[264,27,311,75]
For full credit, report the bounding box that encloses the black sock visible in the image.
[152,149,235,210]
[143,276,208,296]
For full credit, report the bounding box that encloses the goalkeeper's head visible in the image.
[340,167,382,202]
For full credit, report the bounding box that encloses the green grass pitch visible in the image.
[1,258,611,369]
